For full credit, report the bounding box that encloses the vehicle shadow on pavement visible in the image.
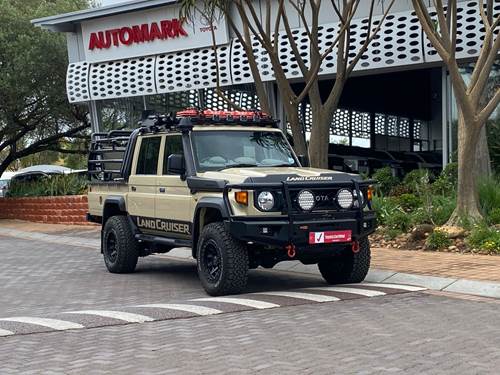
[134,258,328,293]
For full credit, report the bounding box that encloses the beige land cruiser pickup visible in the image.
[87,109,377,296]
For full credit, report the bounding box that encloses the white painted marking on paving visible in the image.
[0,317,84,330]
[308,286,386,297]
[0,328,14,337]
[192,297,279,309]
[136,304,222,316]
[65,310,154,323]
[362,283,427,292]
[254,291,340,303]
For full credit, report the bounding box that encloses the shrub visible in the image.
[478,175,500,220]
[7,174,87,198]
[488,208,500,225]
[395,193,422,211]
[384,228,403,240]
[384,207,413,233]
[372,196,399,226]
[432,162,458,195]
[402,169,429,194]
[372,167,399,196]
[467,224,500,253]
[425,230,452,251]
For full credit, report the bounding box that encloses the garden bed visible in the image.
[371,165,500,255]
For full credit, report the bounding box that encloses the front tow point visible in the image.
[286,244,296,258]
[352,241,360,253]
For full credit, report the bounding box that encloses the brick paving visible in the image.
[1,221,500,373]
[3,219,500,283]
[1,292,500,374]
[371,247,500,282]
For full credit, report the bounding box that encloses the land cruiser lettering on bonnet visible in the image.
[136,217,191,235]
[286,176,334,182]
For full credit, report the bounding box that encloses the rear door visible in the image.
[128,135,162,232]
[155,134,193,240]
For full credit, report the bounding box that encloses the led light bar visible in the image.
[176,108,273,123]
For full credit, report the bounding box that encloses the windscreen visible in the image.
[191,130,297,172]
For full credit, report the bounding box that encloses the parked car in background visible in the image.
[0,172,17,198]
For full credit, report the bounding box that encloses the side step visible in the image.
[135,234,191,248]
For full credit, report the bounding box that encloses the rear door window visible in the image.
[136,137,161,175]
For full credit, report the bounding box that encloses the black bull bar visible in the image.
[222,179,376,246]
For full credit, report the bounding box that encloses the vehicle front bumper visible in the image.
[227,212,376,251]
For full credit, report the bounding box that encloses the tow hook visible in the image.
[286,244,296,258]
[351,241,360,253]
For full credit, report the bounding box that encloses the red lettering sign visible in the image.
[88,18,188,50]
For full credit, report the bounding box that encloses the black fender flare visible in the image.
[192,197,230,257]
[102,196,127,224]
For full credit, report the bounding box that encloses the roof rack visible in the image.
[88,108,279,182]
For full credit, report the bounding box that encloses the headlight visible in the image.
[337,189,354,209]
[257,191,275,211]
[297,190,315,211]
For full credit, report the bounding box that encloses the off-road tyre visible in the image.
[102,215,139,273]
[318,237,371,284]
[197,222,248,296]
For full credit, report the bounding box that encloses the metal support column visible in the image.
[88,100,101,134]
[370,113,376,149]
[441,67,448,169]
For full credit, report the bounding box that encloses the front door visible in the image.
[127,135,161,233]
[155,134,193,240]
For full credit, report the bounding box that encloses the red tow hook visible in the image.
[286,244,296,258]
[351,241,360,253]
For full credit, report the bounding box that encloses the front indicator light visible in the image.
[367,185,374,201]
[235,191,249,205]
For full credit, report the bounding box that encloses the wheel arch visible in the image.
[102,196,127,226]
[192,197,229,258]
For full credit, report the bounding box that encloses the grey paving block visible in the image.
[384,272,457,290]
[443,279,500,299]
[365,269,397,282]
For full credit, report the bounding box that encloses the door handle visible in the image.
[131,186,137,192]
[159,187,166,193]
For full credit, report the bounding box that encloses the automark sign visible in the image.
[81,4,228,63]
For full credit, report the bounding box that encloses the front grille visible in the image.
[288,187,366,213]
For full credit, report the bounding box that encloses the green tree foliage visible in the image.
[0,0,91,176]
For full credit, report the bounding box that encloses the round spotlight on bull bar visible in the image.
[297,190,315,211]
[337,189,354,209]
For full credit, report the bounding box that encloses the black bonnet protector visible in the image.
[243,172,364,184]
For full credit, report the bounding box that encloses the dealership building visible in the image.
[33,0,499,173]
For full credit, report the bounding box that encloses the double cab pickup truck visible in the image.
[87,109,377,296]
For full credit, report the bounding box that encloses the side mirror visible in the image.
[297,154,309,167]
[167,154,186,177]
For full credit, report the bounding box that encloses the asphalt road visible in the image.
[1,233,500,374]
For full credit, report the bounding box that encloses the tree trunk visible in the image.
[448,115,484,225]
[308,112,331,169]
[0,155,14,179]
[286,104,308,158]
[474,124,491,178]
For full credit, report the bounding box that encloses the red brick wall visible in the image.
[0,195,93,225]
